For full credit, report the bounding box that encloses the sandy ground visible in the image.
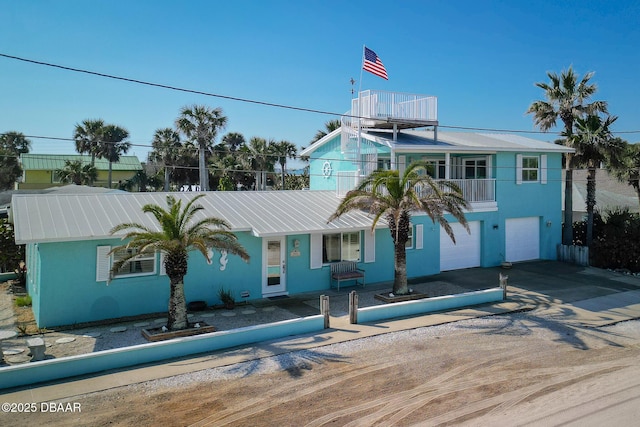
[3,299,640,425]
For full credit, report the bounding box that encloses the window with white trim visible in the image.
[323,231,360,263]
[112,248,156,278]
[522,156,539,182]
[405,224,414,249]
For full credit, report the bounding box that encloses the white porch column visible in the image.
[445,152,451,180]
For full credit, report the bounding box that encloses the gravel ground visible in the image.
[0,280,481,364]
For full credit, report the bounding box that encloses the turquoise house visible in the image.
[11,90,571,327]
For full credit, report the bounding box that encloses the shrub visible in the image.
[590,208,640,272]
[15,295,32,307]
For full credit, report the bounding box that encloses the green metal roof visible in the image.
[19,154,142,171]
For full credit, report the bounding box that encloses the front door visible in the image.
[262,237,287,296]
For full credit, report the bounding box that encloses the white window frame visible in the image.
[105,247,156,279]
[522,156,539,182]
[322,231,361,263]
[405,224,414,249]
[113,248,156,278]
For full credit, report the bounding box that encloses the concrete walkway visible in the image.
[2,261,640,403]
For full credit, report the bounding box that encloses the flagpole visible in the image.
[356,45,365,186]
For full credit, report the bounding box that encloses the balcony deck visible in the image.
[336,172,495,205]
[348,90,438,130]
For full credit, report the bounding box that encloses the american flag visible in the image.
[362,47,388,80]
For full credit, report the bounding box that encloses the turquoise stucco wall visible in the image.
[308,135,357,191]
[494,152,563,260]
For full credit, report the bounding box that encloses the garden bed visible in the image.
[141,322,216,342]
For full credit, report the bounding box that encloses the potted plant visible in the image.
[218,287,235,310]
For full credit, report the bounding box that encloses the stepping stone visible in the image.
[133,322,150,327]
[3,348,25,355]
[199,313,215,318]
[220,311,236,317]
[110,326,127,333]
[241,309,256,315]
[55,337,76,344]
[82,332,102,338]
[154,318,168,324]
[262,307,276,312]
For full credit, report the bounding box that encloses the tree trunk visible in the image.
[108,161,113,189]
[586,167,597,247]
[199,145,208,191]
[393,241,408,295]
[563,167,574,245]
[167,278,188,330]
[164,167,170,192]
[389,211,410,295]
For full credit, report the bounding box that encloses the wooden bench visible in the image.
[330,261,365,291]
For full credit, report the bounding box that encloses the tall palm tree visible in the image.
[175,105,227,192]
[100,124,130,189]
[570,114,624,246]
[150,128,182,191]
[527,66,608,245]
[56,160,98,185]
[270,140,298,190]
[610,141,640,208]
[245,137,276,190]
[73,119,105,167]
[329,161,470,295]
[110,194,249,330]
[310,119,341,145]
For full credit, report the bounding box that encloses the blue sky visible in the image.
[1,0,639,164]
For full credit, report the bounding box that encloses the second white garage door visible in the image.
[505,217,540,262]
[440,221,481,271]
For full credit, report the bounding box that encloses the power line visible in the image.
[3,53,640,136]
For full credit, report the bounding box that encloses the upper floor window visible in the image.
[516,154,547,185]
[464,159,487,179]
[522,156,539,182]
[423,159,446,179]
[323,231,360,263]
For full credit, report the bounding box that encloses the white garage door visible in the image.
[440,221,481,271]
[505,217,540,262]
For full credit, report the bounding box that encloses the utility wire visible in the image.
[3,53,640,136]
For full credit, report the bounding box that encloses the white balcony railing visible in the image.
[336,173,496,204]
[351,90,438,124]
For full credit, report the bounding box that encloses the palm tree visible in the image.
[270,140,298,190]
[109,194,249,330]
[570,114,625,246]
[100,124,130,189]
[175,105,227,192]
[73,119,105,169]
[245,137,276,190]
[150,128,182,191]
[310,119,341,145]
[329,161,470,295]
[0,131,31,190]
[220,132,245,153]
[526,66,608,245]
[610,141,640,208]
[57,160,98,185]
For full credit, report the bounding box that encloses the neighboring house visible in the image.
[563,169,639,222]
[11,90,571,327]
[16,154,142,190]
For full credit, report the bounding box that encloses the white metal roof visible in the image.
[11,190,383,244]
[300,128,573,155]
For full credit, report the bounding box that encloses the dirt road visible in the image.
[5,311,640,427]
